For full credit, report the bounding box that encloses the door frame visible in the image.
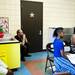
[21,0,43,52]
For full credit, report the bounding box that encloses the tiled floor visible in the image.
[14,52,52,75]
[14,63,31,75]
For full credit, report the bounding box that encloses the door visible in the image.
[21,1,43,52]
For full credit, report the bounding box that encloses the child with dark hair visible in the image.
[53,27,75,75]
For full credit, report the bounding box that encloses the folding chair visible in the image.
[45,43,71,75]
[45,43,54,73]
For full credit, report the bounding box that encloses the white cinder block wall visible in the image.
[0,0,21,35]
[0,0,75,49]
[27,0,75,49]
[43,0,75,49]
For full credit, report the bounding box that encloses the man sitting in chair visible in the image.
[15,29,31,61]
[0,59,13,75]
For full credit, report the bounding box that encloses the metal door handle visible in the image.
[39,30,42,35]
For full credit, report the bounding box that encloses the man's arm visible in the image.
[21,34,26,45]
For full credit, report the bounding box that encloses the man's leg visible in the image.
[20,45,25,61]
[24,43,31,56]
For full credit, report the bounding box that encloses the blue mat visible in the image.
[25,52,47,61]
[14,63,31,75]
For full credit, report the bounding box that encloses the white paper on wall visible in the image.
[49,27,55,43]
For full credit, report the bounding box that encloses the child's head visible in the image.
[53,27,64,38]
